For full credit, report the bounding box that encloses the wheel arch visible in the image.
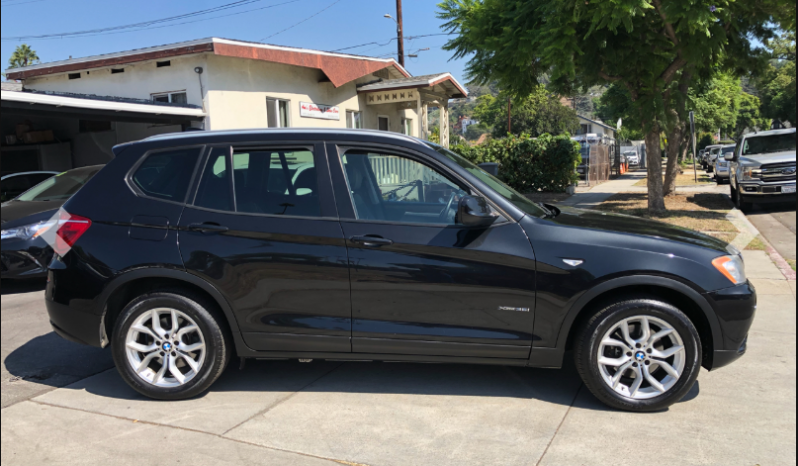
[100,268,247,356]
[556,276,722,370]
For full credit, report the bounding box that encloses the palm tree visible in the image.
[8,44,40,69]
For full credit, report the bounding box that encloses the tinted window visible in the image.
[16,167,100,202]
[194,148,233,212]
[233,149,320,217]
[132,148,200,202]
[341,150,467,225]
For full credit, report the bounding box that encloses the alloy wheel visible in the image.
[596,316,686,400]
[125,308,206,388]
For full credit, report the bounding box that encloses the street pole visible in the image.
[396,0,405,68]
[690,111,697,183]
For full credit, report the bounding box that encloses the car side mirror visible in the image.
[724,153,736,162]
[457,196,499,227]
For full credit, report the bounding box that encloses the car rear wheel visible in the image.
[575,299,702,412]
[111,290,231,400]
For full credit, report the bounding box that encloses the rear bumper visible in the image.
[45,269,106,348]
[705,281,757,371]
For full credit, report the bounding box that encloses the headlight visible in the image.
[741,168,762,181]
[0,220,55,241]
[712,255,747,285]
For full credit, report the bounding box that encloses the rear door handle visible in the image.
[188,223,229,234]
[350,235,393,247]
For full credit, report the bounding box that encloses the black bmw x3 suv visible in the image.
[45,129,756,412]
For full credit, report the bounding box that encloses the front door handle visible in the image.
[350,235,393,247]
[188,223,229,234]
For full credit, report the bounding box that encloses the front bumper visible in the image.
[738,180,796,201]
[704,281,757,371]
[1,237,53,279]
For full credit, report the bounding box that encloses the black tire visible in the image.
[734,186,754,213]
[574,299,702,412]
[111,290,231,400]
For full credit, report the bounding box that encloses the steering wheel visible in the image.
[438,191,459,223]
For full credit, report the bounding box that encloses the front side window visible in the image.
[132,148,200,202]
[428,142,548,218]
[340,149,467,225]
[267,98,290,128]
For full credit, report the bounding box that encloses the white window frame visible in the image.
[151,91,188,104]
[347,110,363,129]
[266,97,292,128]
[378,115,390,132]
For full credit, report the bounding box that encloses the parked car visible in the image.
[1,166,102,280]
[729,128,796,213]
[714,145,736,184]
[623,150,640,166]
[1,171,60,203]
[698,149,706,169]
[705,145,723,173]
[46,129,755,413]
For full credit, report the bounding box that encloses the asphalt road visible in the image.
[1,251,796,466]
[745,202,797,261]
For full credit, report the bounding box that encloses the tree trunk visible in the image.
[646,125,666,214]
[663,123,685,196]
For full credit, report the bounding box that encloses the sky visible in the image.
[0,0,470,85]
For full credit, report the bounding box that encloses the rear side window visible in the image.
[234,149,320,217]
[132,148,200,202]
[194,148,233,212]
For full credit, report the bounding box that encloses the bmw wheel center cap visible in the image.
[635,351,646,362]
[163,342,172,352]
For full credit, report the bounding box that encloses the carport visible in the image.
[1,84,205,175]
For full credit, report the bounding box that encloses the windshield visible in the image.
[427,143,548,217]
[16,166,101,202]
[743,133,796,156]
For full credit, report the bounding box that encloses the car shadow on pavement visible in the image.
[7,348,699,412]
[1,279,47,296]
[3,332,113,390]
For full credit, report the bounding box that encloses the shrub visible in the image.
[449,133,581,193]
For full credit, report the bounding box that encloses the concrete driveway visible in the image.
[2,252,796,466]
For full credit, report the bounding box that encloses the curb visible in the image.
[726,207,797,281]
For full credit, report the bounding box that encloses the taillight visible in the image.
[53,210,91,256]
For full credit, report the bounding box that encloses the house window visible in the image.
[402,119,414,136]
[580,124,593,135]
[346,111,363,129]
[152,91,188,104]
[266,98,290,128]
[378,116,390,132]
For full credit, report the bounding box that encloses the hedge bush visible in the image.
[449,133,581,193]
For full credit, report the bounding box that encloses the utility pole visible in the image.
[396,0,405,68]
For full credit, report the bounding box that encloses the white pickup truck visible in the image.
[729,128,796,212]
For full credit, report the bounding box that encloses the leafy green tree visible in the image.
[734,93,769,138]
[474,87,579,138]
[689,73,742,137]
[757,61,796,124]
[8,44,40,69]
[438,0,794,213]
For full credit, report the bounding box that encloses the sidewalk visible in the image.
[560,170,727,209]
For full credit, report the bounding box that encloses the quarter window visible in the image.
[132,148,200,202]
[340,150,466,225]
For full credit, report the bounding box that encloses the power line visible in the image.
[332,33,452,53]
[261,0,342,41]
[1,0,293,41]
[1,0,53,6]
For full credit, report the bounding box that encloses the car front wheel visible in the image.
[111,290,231,400]
[575,299,702,412]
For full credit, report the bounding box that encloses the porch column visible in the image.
[441,101,450,149]
[416,92,426,140]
